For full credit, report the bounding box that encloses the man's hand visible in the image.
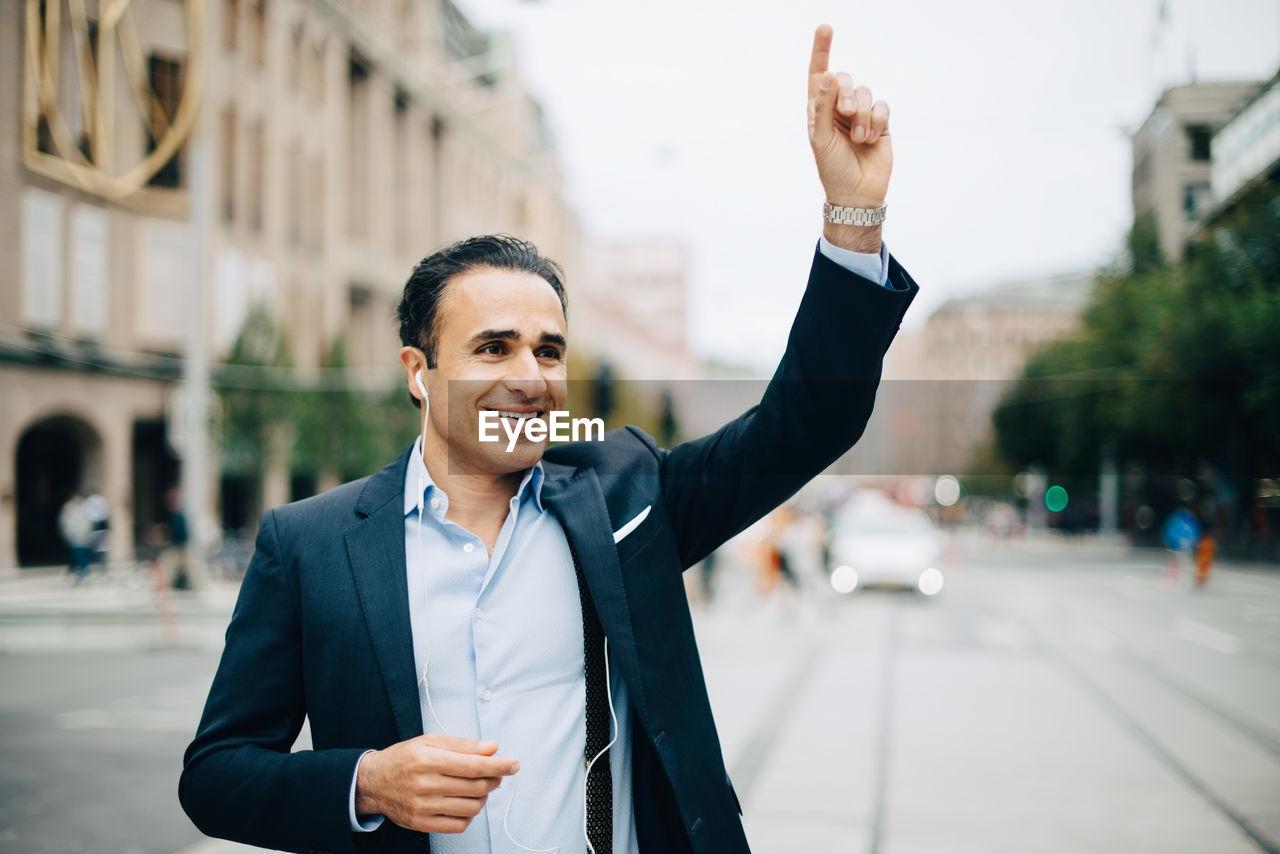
[807,25,892,253]
[354,733,520,834]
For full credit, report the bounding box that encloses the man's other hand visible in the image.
[807,24,892,253]
[354,733,520,833]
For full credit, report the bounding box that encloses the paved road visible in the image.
[704,542,1280,854]
[1,538,1277,853]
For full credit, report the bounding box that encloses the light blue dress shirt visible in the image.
[347,239,891,850]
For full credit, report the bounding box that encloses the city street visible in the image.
[1,537,1277,854]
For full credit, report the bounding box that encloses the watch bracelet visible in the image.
[823,201,887,226]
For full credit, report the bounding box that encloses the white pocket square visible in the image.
[613,505,651,544]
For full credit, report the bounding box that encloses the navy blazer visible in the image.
[180,247,919,853]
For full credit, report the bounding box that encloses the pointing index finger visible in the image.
[808,24,833,100]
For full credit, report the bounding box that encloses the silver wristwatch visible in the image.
[823,201,887,226]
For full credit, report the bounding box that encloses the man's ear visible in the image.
[399,346,430,405]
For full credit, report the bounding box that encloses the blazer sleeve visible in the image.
[179,509,368,854]
[655,244,918,568]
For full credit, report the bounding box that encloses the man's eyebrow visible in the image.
[467,329,567,348]
[468,329,520,346]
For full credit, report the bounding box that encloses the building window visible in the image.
[78,19,100,158]
[347,55,370,238]
[1183,183,1211,221]
[1186,125,1212,162]
[309,155,325,251]
[36,117,55,155]
[288,24,303,92]
[309,40,326,105]
[249,119,265,232]
[147,54,185,188]
[224,0,238,49]
[348,285,374,369]
[286,137,301,247]
[394,91,409,254]
[249,0,268,68]
[220,106,236,223]
[22,188,64,329]
[71,205,109,337]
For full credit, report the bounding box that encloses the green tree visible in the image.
[217,304,294,478]
[292,338,388,486]
[991,181,1280,536]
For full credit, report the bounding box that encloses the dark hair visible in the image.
[396,234,568,371]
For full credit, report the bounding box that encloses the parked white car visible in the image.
[827,496,945,595]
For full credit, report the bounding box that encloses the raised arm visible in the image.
[807,24,893,254]
[657,25,916,567]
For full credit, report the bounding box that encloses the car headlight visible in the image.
[917,567,944,596]
[830,565,859,594]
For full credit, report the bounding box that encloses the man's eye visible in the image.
[538,348,564,360]
[479,343,506,356]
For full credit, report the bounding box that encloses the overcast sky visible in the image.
[458,0,1280,371]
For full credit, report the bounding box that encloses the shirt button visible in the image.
[463,542,475,553]
[429,498,440,510]
[474,608,483,621]
[482,689,493,702]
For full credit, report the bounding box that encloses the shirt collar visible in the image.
[402,436,546,518]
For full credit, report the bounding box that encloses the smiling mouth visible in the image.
[484,409,545,423]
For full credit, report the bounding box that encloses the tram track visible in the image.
[1004,604,1280,854]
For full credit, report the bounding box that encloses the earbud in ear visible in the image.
[415,370,429,401]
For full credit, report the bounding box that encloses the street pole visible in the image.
[181,133,211,577]
[1026,464,1048,533]
[1099,438,1119,535]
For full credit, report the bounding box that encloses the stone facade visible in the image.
[841,270,1094,479]
[0,0,582,568]
[1131,81,1262,262]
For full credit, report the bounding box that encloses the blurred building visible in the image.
[0,0,582,568]
[567,237,711,445]
[575,238,699,381]
[840,270,1094,479]
[1207,70,1280,220]
[1131,80,1264,262]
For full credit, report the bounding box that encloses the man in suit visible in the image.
[180,25,918,854]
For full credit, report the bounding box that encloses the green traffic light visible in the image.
[1045,485,1069,512]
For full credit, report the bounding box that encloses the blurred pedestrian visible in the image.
[145,523,180,644]
[986,501,1018,541]
[780,506,826,586]
[1162,507,1199,585]
[1194,527,1217,588]
[83,485,110,571]
[769,506,803,592]
[58,491,93,583]
[164,487,193,590]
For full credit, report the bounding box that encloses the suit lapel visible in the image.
[342,451,650,743]
[345,448,423,743]
[540,462,650,729]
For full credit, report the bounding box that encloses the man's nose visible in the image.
[502,350,549,400]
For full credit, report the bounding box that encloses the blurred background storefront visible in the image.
[0,0,702,570]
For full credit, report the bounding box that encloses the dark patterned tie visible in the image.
[570,536,612,854]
